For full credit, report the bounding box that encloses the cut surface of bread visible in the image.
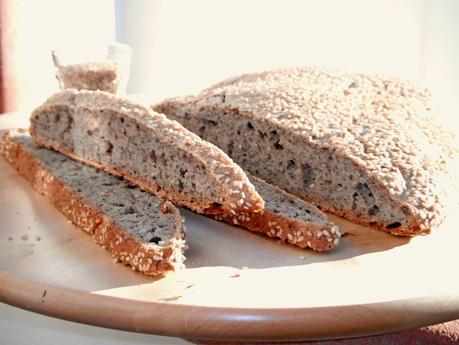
[227,175,341,251]
[1,130,186,276]
[154,66,456,236]
[29,89,264,225]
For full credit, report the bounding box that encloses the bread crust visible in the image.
[1,131,186,276]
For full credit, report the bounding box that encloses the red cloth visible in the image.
[0,0,25,113]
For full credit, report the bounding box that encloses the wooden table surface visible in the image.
[0,111,458,342]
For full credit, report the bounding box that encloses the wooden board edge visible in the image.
[1,271,458,341]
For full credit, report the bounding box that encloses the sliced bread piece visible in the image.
[1,129,186,276]
[154,67,455,236]
[29,89,264,225]
[227,175,341,251]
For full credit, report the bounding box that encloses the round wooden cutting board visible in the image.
[0,140,458,341]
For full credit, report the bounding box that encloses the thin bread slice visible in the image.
[1,129,186,276]
[29,89,264,225]
[232,175,341,251]
[154,67,455,236]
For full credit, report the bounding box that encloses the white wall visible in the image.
[116,0,459,111]
[15,0,116,108]
[13,0,459,112]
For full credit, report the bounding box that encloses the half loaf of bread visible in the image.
[154,67,454,236]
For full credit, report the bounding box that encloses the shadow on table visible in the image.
[182,209,410,270]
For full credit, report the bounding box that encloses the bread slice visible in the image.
[1,130,186,276]
[231,175,341,251]
[154,67,454,236]
[29,89,264,225]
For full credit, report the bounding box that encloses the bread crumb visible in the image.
[20,234,28,240]
[158,295,182,302]
[35,235,41,241]
[7,237,13,241]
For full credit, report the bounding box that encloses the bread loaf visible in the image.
[154,67,454,236]
[1,130,186,275]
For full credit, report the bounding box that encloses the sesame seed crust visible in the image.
[1,130,186,276]
[155,66,457,235]
[30,89,264,220]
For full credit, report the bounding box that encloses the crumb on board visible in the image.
[20,234,28,240]
[158,295,182,302]
[35,235,41,241]
[7,237,13,241]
